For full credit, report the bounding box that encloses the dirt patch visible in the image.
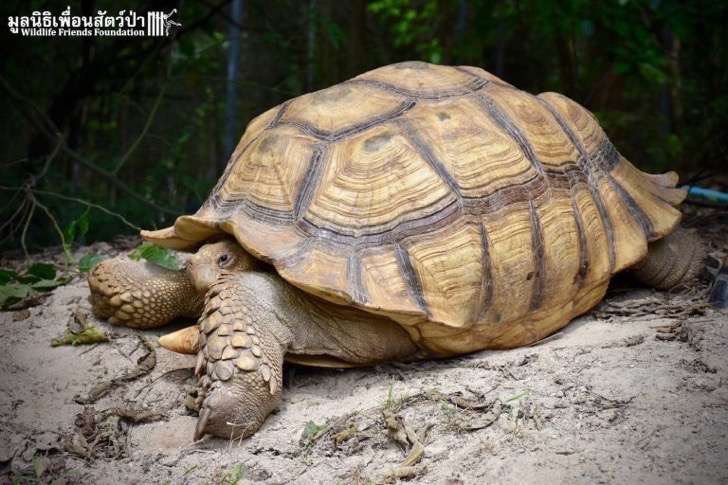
[1,242,727,484]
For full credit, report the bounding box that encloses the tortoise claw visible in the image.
[159,325,200,354]
[194,352,206,377]
[194,407,211,441]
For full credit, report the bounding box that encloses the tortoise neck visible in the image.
[237,271,421,365]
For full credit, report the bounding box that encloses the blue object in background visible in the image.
[682,185,728,205]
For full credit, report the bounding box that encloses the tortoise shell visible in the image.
[143,62,685,354]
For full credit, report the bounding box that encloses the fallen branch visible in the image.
[382,408,426,480]
[74,337,157,404]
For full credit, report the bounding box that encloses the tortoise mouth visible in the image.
[188,263,218,292]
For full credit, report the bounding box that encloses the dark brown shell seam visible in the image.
[199,66,655,320]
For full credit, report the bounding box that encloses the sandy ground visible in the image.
[0,241,727,485]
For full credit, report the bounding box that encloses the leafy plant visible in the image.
[51,326,109,347]
[26,262,57,281]
[78,254,105,273]
[384,383,404,411]
[2,0,726,255]
[128,243,179,271]
[0,263,67,309]
[300,420,326,443]
[219,463,245,485]
[62,208,91,260]
[0,282,32,309]
[369,0,443,62]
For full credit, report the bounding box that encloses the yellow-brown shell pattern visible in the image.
[166,62,685,354]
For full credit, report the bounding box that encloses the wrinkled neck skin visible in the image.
[218,270,422,366]
[182,238,422,364]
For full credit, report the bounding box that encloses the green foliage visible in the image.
[51,325,110,347]
[1,0,726,253]
[384,383,404,411]
[78,254,105,273]
[369,0,443,62]
[385,383,395,409]
[0,262,66,309]
[128,243,179,271]
[0,283,32,309]
[318,13,346,49]
[301,420,326,442]
[64,209,90,248]
[0,269,18,285]
[26,262,56,281]
[218,464,245,485]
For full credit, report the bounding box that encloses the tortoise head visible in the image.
[186,239,259,292]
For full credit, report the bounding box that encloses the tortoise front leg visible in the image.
[193,270,420,440]
[88,257,203,328]
[194,273,292,440]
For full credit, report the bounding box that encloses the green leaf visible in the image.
[26,262,57,281]
[51,326,110,347]
[128,243,179,271]
[0,269,18,285]
[0,283,32,308]
[76,209,90,240]
[64,208,91,244]
[79,254,105,273]
[31,279,61,291]
[638,62,667,85]
[222,464,245,485]
[301,420,325,442]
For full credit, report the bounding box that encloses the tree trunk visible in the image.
[346,0,366,77]
[306,0,318,91]
[223,0,243,171]
[494,20,507,77]
[554,32,577,97]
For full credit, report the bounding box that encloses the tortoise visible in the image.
[88,61,704,441]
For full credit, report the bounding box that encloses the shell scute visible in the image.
[146,63,684,351]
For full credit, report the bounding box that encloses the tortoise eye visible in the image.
[217,254,230,267]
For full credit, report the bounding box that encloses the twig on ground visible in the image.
[74,337,157,404]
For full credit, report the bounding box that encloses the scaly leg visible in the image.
[631,227,705,289]
[88,257,202,328]
[194,271,420,440]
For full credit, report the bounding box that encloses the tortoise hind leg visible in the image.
[630,227,705,289]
